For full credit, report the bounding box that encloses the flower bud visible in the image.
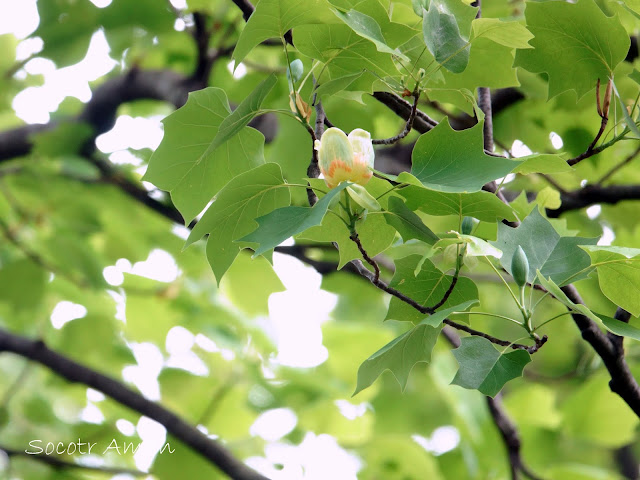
[511,245,529,288]
[461,216,476,235]
[315,127,374,188]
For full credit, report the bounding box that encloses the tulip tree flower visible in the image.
[314,127,374,188]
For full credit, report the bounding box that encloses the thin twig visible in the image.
[349,231,381,283]
[597,144,640,185]
[372,91,421,145]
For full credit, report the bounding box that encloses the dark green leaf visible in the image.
[492,209,597,285]
[383,196,439,244]
[385,255,478,323]
[240,183,350,256]
[451,337,531,397]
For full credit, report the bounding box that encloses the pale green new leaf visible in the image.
[451,337,531,397]
[233,0,335,65]
[581,246,640,316]
[471,18,533,49]
[144,88,265,222]
[186,163,290,284]
[241,183,350,256]
[514,0,629,99]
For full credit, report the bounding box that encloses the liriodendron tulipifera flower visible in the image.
[314,127,374,189]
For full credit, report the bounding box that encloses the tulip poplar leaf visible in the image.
[241,183,350,256]
[406,121,519,193]
[186,164,290,284]
[580,246,640,316]
[385,255,478,323]
[399,182,517,222]
[332,8,409,61]
[233,0,335,65]
[354,301,477,395]
[514,0,630,99]
[422,0,477,73]
[451,337,531,397]
[492,209,597,285]
[383,197,439,245]
[144,88,265,222]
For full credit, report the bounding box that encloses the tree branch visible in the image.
[0,328,270,480]
[0,445,147,477]
[547,184,640,218]
[372,91,421,145]
[560,285,640,417]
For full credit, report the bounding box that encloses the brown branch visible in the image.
[372,91,421,145]
[478,86,494,152]
[560,285,640,417]
[371,91,438,134]
[0,328,270,480]
[547,184,640,218]
[0,445,147,477]
[350,230,381,283]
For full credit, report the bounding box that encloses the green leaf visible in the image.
[613,81,640,139]
[298,193,396,269]
[536,272,603,325]
[207,74,278,153]
[295,23,400,97]
[347,184,381,211]
[354,301,478,395]
[405,121,519,192]
[492,209,597,285]
[186,163,290,284]
[514,0,630,99]
[399,182,516,222]
[451,337,531,397]
[332,8,409,61]
[240,183,350,256]
[353,323,441,395]
[630,68,640,86]
[385,255,478,323]
[512,154,573,175]
[0,259,46,312]
[233,0,335,65]
[221,252,285,316]
[433,234,503,258]
[383,196,439,244]
[144,87,265,222]
[580,246,640,316]
[422,0,477,73]
[471,18,533,49]
[600,315,640,342]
